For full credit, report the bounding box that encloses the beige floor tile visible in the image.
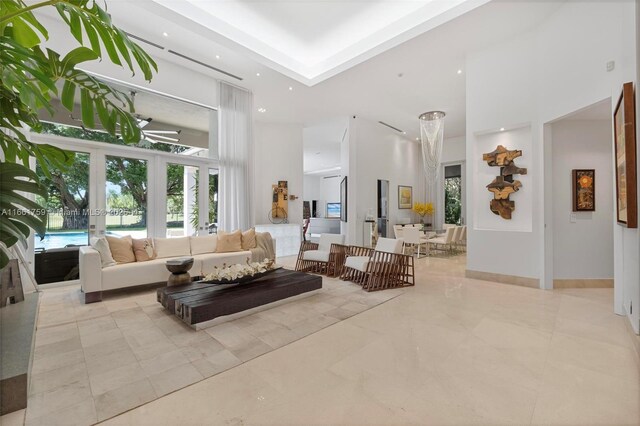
[34,322,79,347]
[26,397,96,426]
[89,362,147,396]
[85,347,139,377]
[33,335,82,360]
[94,379,157,422]
[147,362,204,397]
[26,379,93,421]
[29,361,88,396]
[257,325,299,348]
[0,409,25,426]
[139,348,191,376]
[229,338,274,362]
[30,348,85,375]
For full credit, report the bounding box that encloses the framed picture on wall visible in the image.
[340,176,348,222]
[327,203,341,218]
[613,82,637,228]
[398,185,413,209]
[572,169,595,212]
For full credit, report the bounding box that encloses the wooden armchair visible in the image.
[340,237,415,292]
[295,234,347,277]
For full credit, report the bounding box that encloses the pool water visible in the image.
[35,230,148,250]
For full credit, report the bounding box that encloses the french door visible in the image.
[28,133,218,283]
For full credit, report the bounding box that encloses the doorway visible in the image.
[544,99,613,290]
[377,179,389,237]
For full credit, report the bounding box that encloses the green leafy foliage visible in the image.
[444,177,462,225]
[0,0,157,267]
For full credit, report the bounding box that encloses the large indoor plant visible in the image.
[0,0,157,267]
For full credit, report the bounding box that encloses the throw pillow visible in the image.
[241,228,257,250]
[153,237,191,259]
[105,235,136,264]
[89,236,116,267]
[132,238,157,262]
[190,235,218,255]
[216,230,243,253]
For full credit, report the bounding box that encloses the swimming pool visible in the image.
[35,230,148,250]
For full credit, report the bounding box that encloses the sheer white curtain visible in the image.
[218,81,254,231]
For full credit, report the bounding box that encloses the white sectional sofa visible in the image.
[80,234,275,303]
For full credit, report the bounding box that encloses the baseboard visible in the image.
[623,316,640,366]
[465,269,539,289]
[553,279,614,289]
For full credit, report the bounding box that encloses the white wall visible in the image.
[254,123,304,226]
[466,1,637,331]
[303,175,322,202]
[38,14,218,108]
[347,118,425,245]
[441,136,466,164]
[551,119,613,280]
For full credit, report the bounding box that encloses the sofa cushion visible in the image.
[318,234,345,252]
[90,237,116,267]
[154,237,191,259]
[345,256,369,272]
[195,251,253,275]
[241,228,257,250]
[190,235,218,255]
[132,238,156,262]
[216,230,243,253]
[303,250,330,262]
[106,235,136,264]
[101,257,202,291]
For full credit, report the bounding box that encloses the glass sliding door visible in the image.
[35,151,91,250]
[166,163,199,237]
[207,168,219,234]
[105,155,148,238]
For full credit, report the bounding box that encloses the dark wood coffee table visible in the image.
[157,268,322,327]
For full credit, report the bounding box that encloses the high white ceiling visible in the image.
[35,0,564,146]
[151,0,490,85]
[303,118,347,174]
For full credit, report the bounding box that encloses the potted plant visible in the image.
[412,202,434,228]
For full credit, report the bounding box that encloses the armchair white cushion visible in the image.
[303,250,330,262]
[344,256,369,272]
[317,234,345,252]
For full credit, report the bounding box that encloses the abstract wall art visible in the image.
[572,169,595,212]
[398,185,413,209]
[482,145,528,220]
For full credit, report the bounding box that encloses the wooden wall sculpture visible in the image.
[482,145,527,220]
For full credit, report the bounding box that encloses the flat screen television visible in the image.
[326,202,341,218]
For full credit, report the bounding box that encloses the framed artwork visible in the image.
[572,169,595,211]
[340,176,348,222]
[613,82,637,228]
[398,185,413,209]
[326,203,341,218]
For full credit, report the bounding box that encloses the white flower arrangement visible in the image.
[203,258,275,283]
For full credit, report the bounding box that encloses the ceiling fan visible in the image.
[131,91,182,145]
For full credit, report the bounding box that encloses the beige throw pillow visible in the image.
[106,235,136,264]
[216,230,243,253]
[90,236,116,267]
[132,238,156,262]
[241,228,257,250]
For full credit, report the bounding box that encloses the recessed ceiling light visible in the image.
[256,72,261,77]
[258,107,266,113]
[288,86,293,91]
[162,32,169,37]
[215,55,220,59]
[500,127,505,131]
[415,137,420,141]
[402,131,407,135]
[457,69,462,74]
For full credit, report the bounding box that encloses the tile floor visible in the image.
[3,253,639,425]
[16,261,402,426]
